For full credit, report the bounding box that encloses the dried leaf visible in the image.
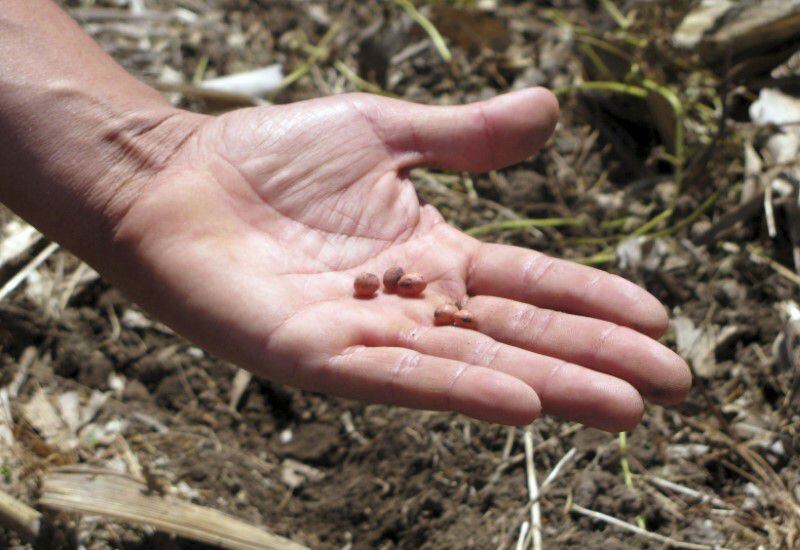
[674,315,717,378]
[432,6,509,56]
[57,392,81,438]
[21,389,71,450]
[616,236,669,272]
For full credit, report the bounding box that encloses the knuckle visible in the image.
[593,323,621,361]
[386,351,422,402]
[521,253,557,288]
[512,306,556,345]
[466,337,503,369]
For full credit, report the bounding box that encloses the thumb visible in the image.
[355,87,559,172]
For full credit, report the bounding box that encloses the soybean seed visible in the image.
[454,309,476,329]
[354,272,380,298]
[434,304,458,326]
[397,273,427,297]
[382,266,405,293]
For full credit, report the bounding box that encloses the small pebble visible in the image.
[434,304,458,326]
[382,266,405,293]
[454,309,476,329]
[397,273,427,297]
[354,272,380,298]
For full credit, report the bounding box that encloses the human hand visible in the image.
[0,3,688,429]
[98,89,690,430]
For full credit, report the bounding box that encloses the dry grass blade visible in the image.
[524,429,542,550]
[642,475,731,509]
[0,222,40,270]
[515,521,530,550]
[40,466,308,550]
[749,245,800,288]
[0,242,59,302]
[0,488,42,543]
[570,503,727,550]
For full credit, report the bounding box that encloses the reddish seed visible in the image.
[354,272,380,298]
[454,309,476,329]
[382,266,405,293]
[397,273,427,297]
[434,304,458,326]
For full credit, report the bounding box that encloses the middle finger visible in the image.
[465,295,691,405]
[392,323,645,431]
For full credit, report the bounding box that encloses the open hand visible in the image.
[109,89,690,430]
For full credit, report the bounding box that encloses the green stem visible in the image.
[274,22,342,94]
[575,248,616,266]
[599,0,631,29]
[333,61,398,97]
[392,0,452,62]
[576,35,631,61]
[600,216,634,230]
[554,81,648,99]
[632,208,673,237]
[579,43,614,81]
[642,79,686,200]
[619,432,634,488]
[619,432,647,530]
[561,236,615,247]
[466,217,585,237]
[647,192,718,239]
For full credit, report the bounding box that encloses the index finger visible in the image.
[467,242,669,338]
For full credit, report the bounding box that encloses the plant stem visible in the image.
[619,432,646,530]
[575,248,616,266]
[333,61,398,97]
[554,81,648,98]
[599,0,631,29]
[274,22,342,94]
[643,79,686,200]
[632,208,673,237]
[466,217,585,237]
[647,192,719,239]
[392,0,452,62]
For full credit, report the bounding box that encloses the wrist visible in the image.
[0,0,210,266]
[73,102,209,241]
[0,90,207,263]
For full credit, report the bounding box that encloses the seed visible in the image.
[454,309,476,329]
[382,266,405,293]
[354,272,380,298]
[397,273,427,297]
[434,304,458,326]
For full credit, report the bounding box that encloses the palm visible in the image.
[113,90,690,430]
